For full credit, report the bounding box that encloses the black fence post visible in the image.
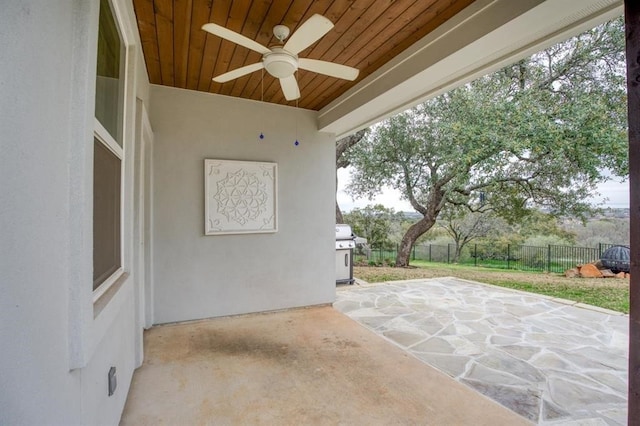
[447,244,451,264]
[412,245,416,261]
[429,244,432,262]
[507,244,511,269]
[547,245,552,272]
[474,244,477,267]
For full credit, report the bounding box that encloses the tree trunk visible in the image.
[336,201,344,224]
[336,172,345,223]
[335,129,367,224]
[453,244,463,263]
[396,215,437,267]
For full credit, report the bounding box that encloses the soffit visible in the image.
[132,0,475,111]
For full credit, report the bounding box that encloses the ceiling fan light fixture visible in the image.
[202,14,359,100]
[263,51,298,78]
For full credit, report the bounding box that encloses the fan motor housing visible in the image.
[264,48,298,78]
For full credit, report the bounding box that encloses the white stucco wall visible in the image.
[0,2,83,422]
[149,86,336,324]
[0,0,148,424]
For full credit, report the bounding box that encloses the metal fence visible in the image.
[358,242,617,273]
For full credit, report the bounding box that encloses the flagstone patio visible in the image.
[335,277,629,425]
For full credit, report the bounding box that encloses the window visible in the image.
[93,0,124,296]
[95,0,123,146]
[93,136,121,289]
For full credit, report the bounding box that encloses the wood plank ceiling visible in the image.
[133,0,475,110]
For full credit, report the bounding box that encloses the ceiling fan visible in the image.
[202,14,359,101]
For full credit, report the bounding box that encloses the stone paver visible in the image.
[335,277,628,425]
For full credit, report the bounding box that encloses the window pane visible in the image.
[95,0,123,146]
[93,138,121,289]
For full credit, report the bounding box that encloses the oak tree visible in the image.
[336,129,367,223]
[347,18,628,266]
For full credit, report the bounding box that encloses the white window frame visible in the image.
[93,0,126,303]
[93,119,125,302]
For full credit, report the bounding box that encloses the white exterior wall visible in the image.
[1,2,83,423]
[0,0,149,424]
[150,86,336,324]
[0,0,333,421]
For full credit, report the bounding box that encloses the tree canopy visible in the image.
[347,18,628,266]
[439,208,504,263]
[343,204,403,250]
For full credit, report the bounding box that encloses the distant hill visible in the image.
[595,208,629,219]
[399,211,422,220]
[400,208,630,220]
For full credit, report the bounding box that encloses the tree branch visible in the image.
[336,129,367,169]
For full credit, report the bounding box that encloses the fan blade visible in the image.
[283,14,333,55]
[279,75,300,101]
[202,23,271,55]
[298,59,359,81]
[213,62,264,83]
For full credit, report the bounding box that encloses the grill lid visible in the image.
[335,224,353,240]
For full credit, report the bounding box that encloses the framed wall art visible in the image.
[204,159,278,235]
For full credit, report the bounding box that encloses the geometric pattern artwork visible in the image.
[204,159,277,235]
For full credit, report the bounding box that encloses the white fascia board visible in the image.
[319,0,623,139]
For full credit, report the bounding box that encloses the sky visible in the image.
[336,167,630,213]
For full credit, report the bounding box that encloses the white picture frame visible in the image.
[204,159,278,235]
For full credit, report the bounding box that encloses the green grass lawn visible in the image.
[354,261,630,313]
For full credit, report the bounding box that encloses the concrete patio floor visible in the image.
[335,277,629,425]
[121,305,528,425]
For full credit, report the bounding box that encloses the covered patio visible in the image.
[121,305,528,425]
[4,0,640,425]
[121,277,628,425]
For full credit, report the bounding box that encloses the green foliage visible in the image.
[439,207,508,262]
[515,211,577,244]
[347,18,627,265]
[418,226,449,242]
[564,217,630,247]
[343,204,403,249]
[523,235,574,247]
